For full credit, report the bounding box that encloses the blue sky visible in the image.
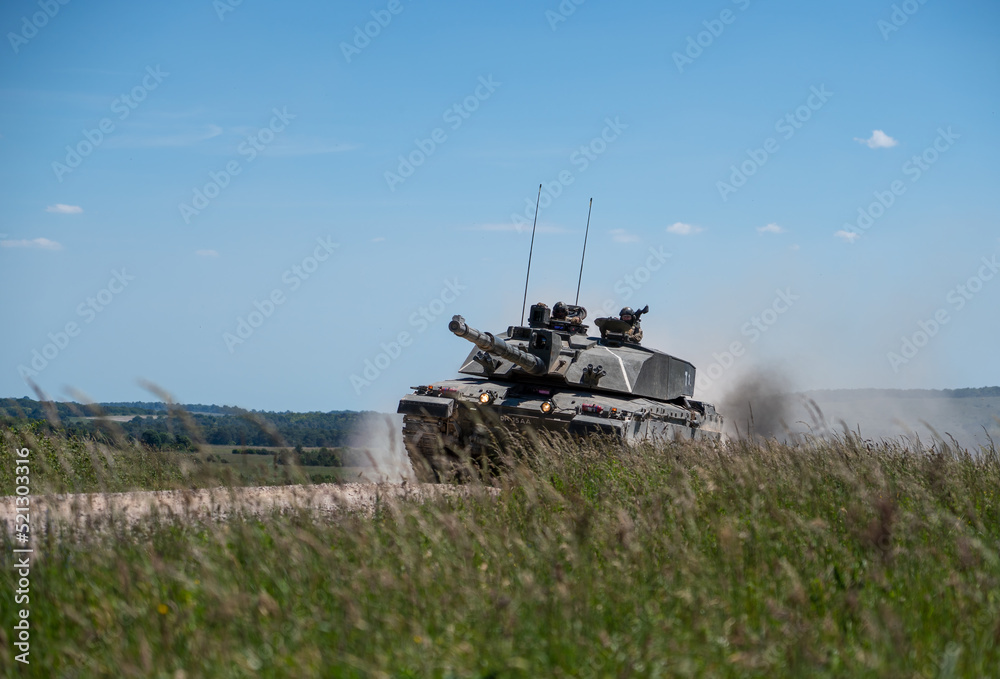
[1,0,998,412]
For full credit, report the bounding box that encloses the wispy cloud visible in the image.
[610,228,640,243]
[106,116,359,154]
[1,237,63,250]
[834,230,860,244]
[757,223,785,235]
[45,204,82,214]
[108,124,224,149]
[666,222,703,236]
[195,249,219,257]
[466,222,570,234]
[372,236,386,243]
[854,130,898,149]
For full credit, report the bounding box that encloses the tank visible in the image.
[397,302,724,482]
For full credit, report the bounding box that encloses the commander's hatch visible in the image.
[594,317,634,346]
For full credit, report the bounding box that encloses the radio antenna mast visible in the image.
[574,198,593,306]
[520,183,542,326]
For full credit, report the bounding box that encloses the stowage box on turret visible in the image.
[397,302,724,482]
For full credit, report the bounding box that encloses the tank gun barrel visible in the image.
[449,315,546,375]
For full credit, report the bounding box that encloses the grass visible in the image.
[0,426,362,495]
[200,446,362,485]
[1,432,999,677]
[1,423,185,495]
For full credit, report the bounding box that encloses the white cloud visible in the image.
[854,130,898,149]
[666,222,703,236]
[45,204,82,214]
[372,236,386,242]
[757,223,785,234]
[834,230,860,244]
[1,237,63,250]
[194,249,219,257]
[610,228,639,244]
[468,223,515,231]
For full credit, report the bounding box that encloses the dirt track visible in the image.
[2,482,496,534]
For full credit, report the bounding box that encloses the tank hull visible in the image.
[398,376,723,482]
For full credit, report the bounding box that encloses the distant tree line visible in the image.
[799,387,1000,401]
[0,397,371,450]
[948,387,1000,398]
[110,411,366,448]
[97,401,240,415]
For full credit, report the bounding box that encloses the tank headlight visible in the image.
[540,401,553,414]
[479,392,492,404]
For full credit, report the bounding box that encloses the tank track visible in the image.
[401,413,493,483]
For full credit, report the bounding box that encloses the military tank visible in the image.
[397,301,724,482]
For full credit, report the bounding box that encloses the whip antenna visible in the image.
[520,183,542,326]
[574,198,593,306]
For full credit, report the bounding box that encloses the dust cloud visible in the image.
[718,368,797,440]
[346,413,414,482]
[784,390,1000,452]
[713,366,999,451]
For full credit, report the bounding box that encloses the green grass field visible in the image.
[2,427,999,677]
[0,427,366,494]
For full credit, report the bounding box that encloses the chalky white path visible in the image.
[2,482,497,534]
